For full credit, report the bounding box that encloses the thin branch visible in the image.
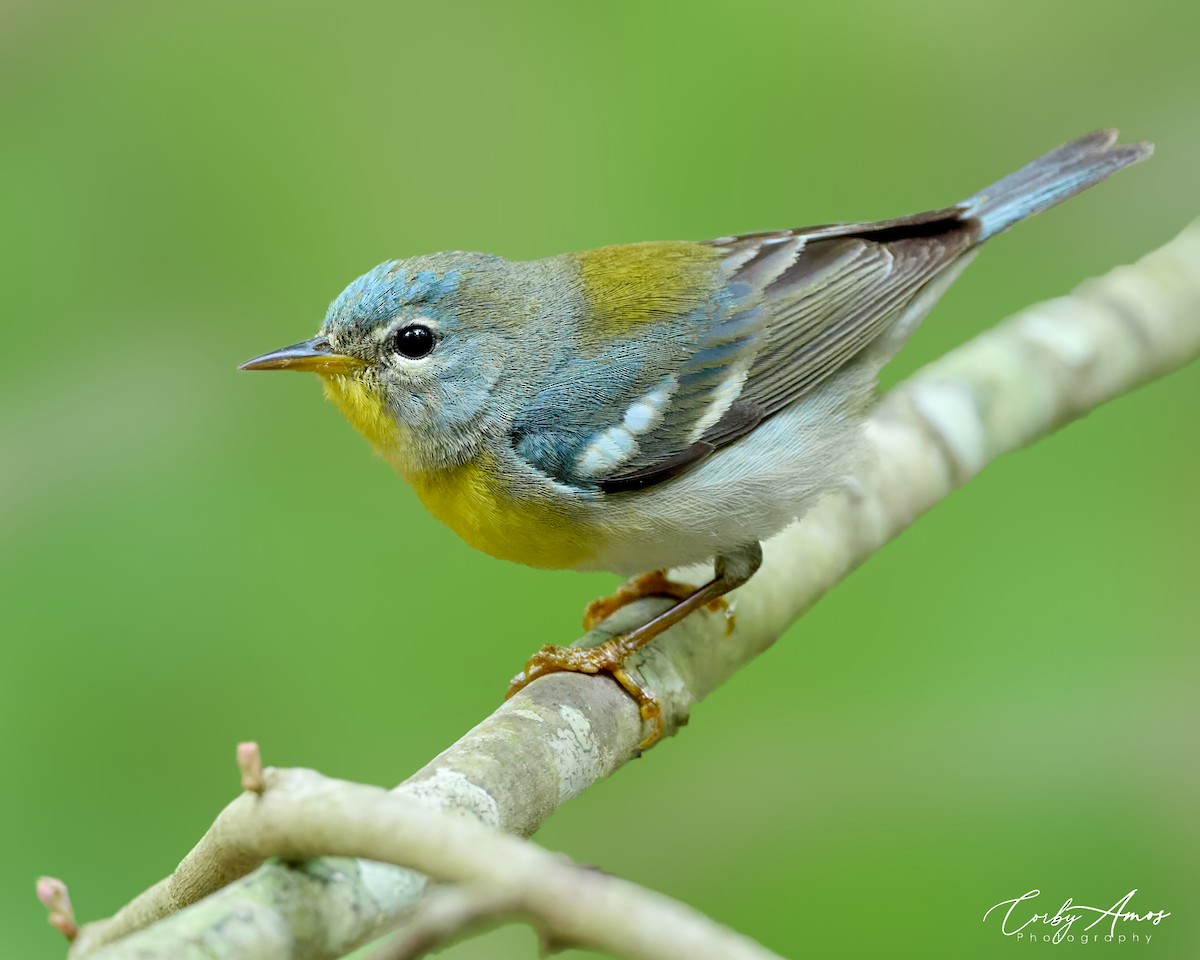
[368,885,527,960]
[67,220,1200,959]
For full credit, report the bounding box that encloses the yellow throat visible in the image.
[319,374,591,570]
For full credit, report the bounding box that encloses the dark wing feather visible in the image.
[728,224,976,422]
[596,211,979,491]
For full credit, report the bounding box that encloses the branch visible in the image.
[74,744,777,960]
[67,220,1200,959]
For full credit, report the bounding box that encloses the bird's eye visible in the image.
[389,324,436,360]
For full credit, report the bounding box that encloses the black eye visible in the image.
[390,324,436,360]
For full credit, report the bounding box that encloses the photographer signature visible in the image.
[984,889,1170,943]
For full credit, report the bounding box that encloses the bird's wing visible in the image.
[695,207,979,451]
[510,212,979,493]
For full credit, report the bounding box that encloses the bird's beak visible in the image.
[239,336,365,374]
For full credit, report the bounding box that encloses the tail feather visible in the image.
[966,129,1152,241]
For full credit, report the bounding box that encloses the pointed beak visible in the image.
[239,336,365,374]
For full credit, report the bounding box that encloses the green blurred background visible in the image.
[2,1,1197,956]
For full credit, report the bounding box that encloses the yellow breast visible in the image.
[321,373,592,570]
[408,455,593,570]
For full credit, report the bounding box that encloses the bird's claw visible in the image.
[505,640,666,749]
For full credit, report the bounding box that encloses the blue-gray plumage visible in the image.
[242,129,1152,745]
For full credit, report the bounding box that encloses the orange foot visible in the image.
[505,548,761,751]
[506,570,737,750]
[583,570,734,634]
[506,637,664,749]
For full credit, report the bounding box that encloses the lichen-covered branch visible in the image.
[68,220,1200,960]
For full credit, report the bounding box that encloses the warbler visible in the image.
[243,129,1150,745]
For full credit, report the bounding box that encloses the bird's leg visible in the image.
[506,543,763,749]
[582,570,727,632]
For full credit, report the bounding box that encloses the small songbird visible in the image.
[243,129,1150,745]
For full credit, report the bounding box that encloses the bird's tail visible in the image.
[965,129,1152,241]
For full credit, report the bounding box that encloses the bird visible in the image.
[242,129,1151,746]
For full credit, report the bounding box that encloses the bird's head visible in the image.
[242,252,530,477]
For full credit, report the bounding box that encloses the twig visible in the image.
[37,877,78,942]
[66,219,1200,959]
[237,741,265,794]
